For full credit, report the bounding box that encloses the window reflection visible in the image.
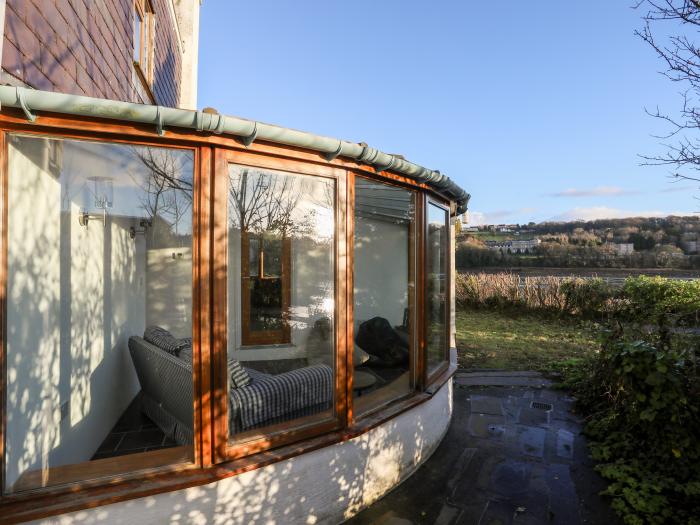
[426,202,449,375]
[353,178,415,415]
[227,165,335,440]
[4,135,194,493]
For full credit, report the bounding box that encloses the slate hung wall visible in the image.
[2,0,182,108]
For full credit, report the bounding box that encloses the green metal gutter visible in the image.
[0,86,470,214]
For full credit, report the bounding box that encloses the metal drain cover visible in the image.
[531,401,553,411]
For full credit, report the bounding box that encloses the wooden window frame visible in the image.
[0,127,205,497]
[212,148,350,463]
[423,196,451,387]
[351,174,419,419]
[0,109,458,522]
[133,0,155,92]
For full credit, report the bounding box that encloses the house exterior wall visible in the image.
[25,379,453,525]
[1,0,200,108]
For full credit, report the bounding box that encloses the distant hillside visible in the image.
[457,215,700,270]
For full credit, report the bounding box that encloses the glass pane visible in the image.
[133,10,142,63]
[142,14,150,77]
[4,135,194,493]
[353,178,415,415]
[426,202,449,375]
[227,165,335,441]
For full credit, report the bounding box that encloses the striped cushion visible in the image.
[144,326,189,356]
[228,359,251,389]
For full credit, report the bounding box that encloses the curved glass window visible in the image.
[226,164,336,441]
[353,177,416,415]
[426,201,449,377]
[4,134,194,493]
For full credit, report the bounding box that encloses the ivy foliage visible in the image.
[566,277,700,524]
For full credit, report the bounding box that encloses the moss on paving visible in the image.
[456,308,599,371]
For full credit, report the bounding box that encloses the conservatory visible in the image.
[0,86,469,524]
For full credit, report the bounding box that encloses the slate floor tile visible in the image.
[470,396,504,416]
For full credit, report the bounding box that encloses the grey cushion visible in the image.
[228,359,251,389]
[144,326,189,356]
[178,344,193,363]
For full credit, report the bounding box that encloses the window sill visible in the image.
[0,372,456,524]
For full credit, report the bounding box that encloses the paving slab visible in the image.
[468,414,506,439]
[347,376,619,525]
[469,395,504,416]
[456,375,553,388]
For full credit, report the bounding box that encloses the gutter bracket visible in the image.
[240,122,258,147]
[375,156,395,173]
[213,114,226,135]
[195,110,204,132]
[16,88,36,122]
[323,141,343,162]
[155,106,164,136]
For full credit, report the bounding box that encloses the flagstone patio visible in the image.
[347,372,619,525]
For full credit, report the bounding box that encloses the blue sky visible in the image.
[197,1,697,225]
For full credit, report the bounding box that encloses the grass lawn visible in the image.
[456,308,599,371]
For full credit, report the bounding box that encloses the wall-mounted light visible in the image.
[130,219,152,239]
[79,177,114,228]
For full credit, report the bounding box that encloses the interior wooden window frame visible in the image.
[423,196,452,387]
[240,230,292,346]
[0,109,458,522]
[351,174,420,419]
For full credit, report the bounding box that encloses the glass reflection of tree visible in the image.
[130,147,194,246]
[229,168,313,343]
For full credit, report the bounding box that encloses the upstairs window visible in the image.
[133,0,155,89]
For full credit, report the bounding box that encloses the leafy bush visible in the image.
[618,276,700,327]
[569,332,700,524]
[560,277,615,319]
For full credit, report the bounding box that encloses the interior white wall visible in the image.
[146,247,192,338]
[5,139,145,492]
[26,379,453,525]
[354,216,409,329]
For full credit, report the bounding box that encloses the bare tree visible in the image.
[129,147,194,240]
[636,1,700,189]
[228,168,314,237]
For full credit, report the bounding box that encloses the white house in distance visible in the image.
[485,238,542,254]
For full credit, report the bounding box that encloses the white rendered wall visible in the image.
[146,246,193,338]
[29,379,453,525]
[4,139,145,491]
[354,216,409,328]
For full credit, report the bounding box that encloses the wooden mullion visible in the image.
[417,193,427,390]
[212,148,230,463]
[0,131,7,495]
[195,145,213,467]
[339,169,352,427]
